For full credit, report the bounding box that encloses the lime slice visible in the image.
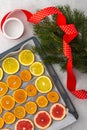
[30,62,44,76]
[0,68,3,80]
[18,49,34,66]
[2,57,19,74]
[35,76,52,93]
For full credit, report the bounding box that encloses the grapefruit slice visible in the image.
[2,129,10,130]
[0,82,8,96]
[15,119,34,130]
[20,70,32,82]
[25,101,37,114]
[34,111,52,129]
[26,84,37,97]
[13,89,27,104]
[35,76,52,93]
[14,106,26,119]
[0,67,3,80]
[2,57,19,74]
[47,91,60,103]
[0,95,15,110]
[3,112,15,124]
[18,49,34,66]
[36,96,48,108]
[29,62,44,76]
[50,103,66,120]
[6,75,21,90]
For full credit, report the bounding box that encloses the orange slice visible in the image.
[13,89,27,104]
[0,67,3,80]
[20,70,32,82]
[3,112,15,124]
[25,101,37,114]
[0,82,8,96]
[6,75,22,90]
[2,57,19,74]
[0,105,2,114]
[0,117,4,128]
[18,49,34,66]
[35,76,52,93]
[47,91,60,103]
[36,96,48,108]
[14,106,26,119]
[0,95,15,110]
[26,84,37,97]
[29,62,44,76]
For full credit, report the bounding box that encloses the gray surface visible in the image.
[0,0,87,130]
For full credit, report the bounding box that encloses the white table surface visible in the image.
[0,0,87,130]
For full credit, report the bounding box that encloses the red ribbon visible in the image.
[1,7,87,99]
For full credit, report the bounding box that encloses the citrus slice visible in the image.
[25,101,37,114]
[14,106,26,119]
[20,70,32,82]
[2,57,19,74]
[0,95,15,110]
[35,76,52,93]
[15,119,34,130]
[34,111,52,129]
[0,67,3,80]
[6,75,21,90]
[36,96,48,108]
[13,89,27,104]
[0,117,4,128]
[0,105,2,114]
[26,84,37,97]
[50,103,66,120]
[0,82,8,96]
[3,112,15,124]
[47,91,60,103]
[18,49,34,66]
[29,62,44,76]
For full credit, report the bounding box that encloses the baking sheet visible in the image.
[0,37,78,130]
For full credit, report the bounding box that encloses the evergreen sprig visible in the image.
[34,5,87,72]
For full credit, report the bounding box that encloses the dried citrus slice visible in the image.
[0,95,15,110]
[35,76,52,93]
[6,75,21,90]
[18,49,34,66]
[13,89,27,104]
[3,112,15,124]
[25,101,37,114]
[14,106,26,119]
[47,91,60,103]
[0,105,2,114]
[2,57,19,74]
[20,70,32,82]
[36,96,48,108]
[0,117,4,128]
[26,84,37,97]
[0,67,3,80]
[29,62,44,76]
[0,82,8,96]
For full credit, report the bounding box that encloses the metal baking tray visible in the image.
[0,36,78,130]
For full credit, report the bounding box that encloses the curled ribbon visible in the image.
[1,7,87,99]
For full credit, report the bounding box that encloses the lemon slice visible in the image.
[35,76,52,93]
[30,62,44,76]
[2,57,19,74]
[0,68,3,80]
[18,49,34,66]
